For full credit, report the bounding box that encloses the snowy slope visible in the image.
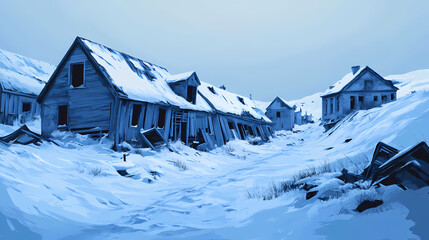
[0,68,429,239]
[0,48,55,95]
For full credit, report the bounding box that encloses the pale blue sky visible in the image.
[1,0,429,101]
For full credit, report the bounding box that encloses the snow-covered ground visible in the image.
[1,68,429,239]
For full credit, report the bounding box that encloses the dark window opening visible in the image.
[157,108,166,128]
[324,100,327,115]
[358,96,364,102]
[228,121,235,129]
[131,104,142,127]
[255,127,261,137]
[329,98,333,114]
[350,96,355,110]
[237,96,245,105]
[374,96,378,101]
[276,112,281,118]
[58,105,68,126]
[22,102,31,113]
[206,118,211,134]
[187,85,197,104]
[208,86,217,95]
[237,123,245,139]
[391,94,395,100]
[382,95,387,102]
[181,122,187,143]
[71,63,84,87]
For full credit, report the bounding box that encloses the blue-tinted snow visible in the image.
[0,48,55,95]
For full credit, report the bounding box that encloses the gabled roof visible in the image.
[266,97,294,111]
[0,48,55,95]
[321,66,398,97]
[166,71,200,85]
[198,82,271,122]
[38,37,212,112]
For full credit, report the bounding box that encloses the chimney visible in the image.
[249,94,252,100]
[220,85,226,90]
[351,65,360,75]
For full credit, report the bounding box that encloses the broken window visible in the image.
[187,86,197,104]
[58,105,68,126]
[22,102,31,113]
[208,86,217,95]
[350,96,355,110]
[70,63,84,87]
[131,104,142,127]
[237,96,245,105]
[391,94,395,100]
[382,95,387,102]
[276,112,281,118]
[157,108,166,128]
[374,96,378,102]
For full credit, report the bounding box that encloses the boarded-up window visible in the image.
[58,105,67,126]
[22,102,31,113]
[187,86,197,104]
[71,63,84,87]
[131,104,142,127]
[364,80,373,90]
[276,112,280,118]
[158,108,166,128]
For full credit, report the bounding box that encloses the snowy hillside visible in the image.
[0,68,429,239]
[0,48,55,95]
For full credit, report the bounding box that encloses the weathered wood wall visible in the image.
[0,90,40,125]
[40,44,114,137]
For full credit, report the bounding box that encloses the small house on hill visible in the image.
[0,49,54,125]
[265,97,294,131]
[321,66,398,130]
[37,37,272,149]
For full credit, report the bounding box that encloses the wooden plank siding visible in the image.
[0,90,39,125]
[40,44,114,136]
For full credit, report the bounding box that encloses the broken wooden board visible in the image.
[140,128,176,152]
[0,125,58,146]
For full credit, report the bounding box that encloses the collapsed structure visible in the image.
[363,141,429,190]
[37,37,272,149]
[0,48,54,125]
[321,66,398,130]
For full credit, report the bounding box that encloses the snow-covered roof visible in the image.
[165,71,195,83]
[0,48,55,95]
[198,82,271,122]
[79,38,212,112]
[321,67,366,97]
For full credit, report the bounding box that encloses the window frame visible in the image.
[69,62,85,88]
[130,104,142,127]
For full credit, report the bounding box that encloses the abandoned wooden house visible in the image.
[198,82,273,142]
[0,48,54,125]
[37,37,272,149]
[265,97,294,131]
[321,66,398,129]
